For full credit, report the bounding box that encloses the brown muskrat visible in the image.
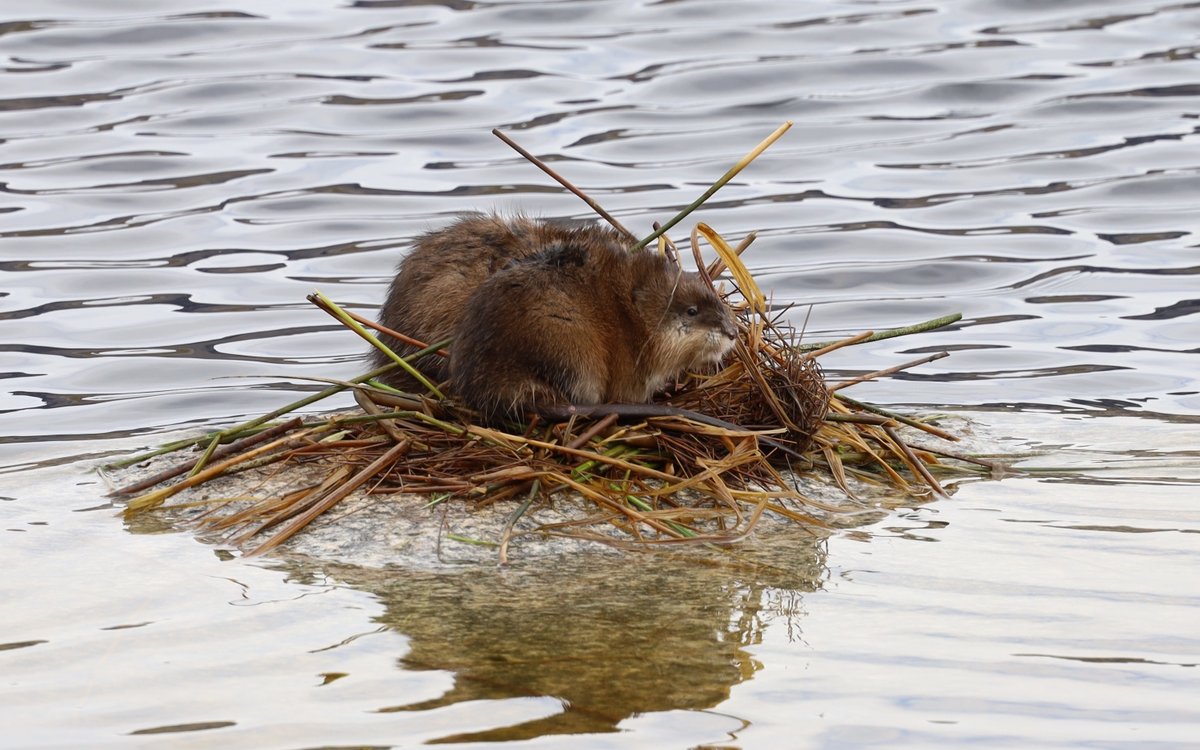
[450,239,738,422]
[371,214,628,386]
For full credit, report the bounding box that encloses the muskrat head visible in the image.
[669,273,739,366]
[637,266,739,378]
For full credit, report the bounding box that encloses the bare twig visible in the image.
[499,479,540,565]
[802,331,875,359]
[492,128,637,243]
[339,308,450,360]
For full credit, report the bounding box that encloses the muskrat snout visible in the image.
[719,314,738,341]
[692,298,738,342]
[687,300,738,368]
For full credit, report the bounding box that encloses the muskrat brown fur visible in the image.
[450,239,738,421]
[372,214,627,385]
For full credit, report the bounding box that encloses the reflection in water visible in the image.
[301,543,826,742]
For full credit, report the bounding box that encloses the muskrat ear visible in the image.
[628,253,670,305]
[630,250,681,281]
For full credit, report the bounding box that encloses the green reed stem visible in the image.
[795,312,962,353]
[309,290,444,399]
[633,121,792,250]
[106,338,449,471]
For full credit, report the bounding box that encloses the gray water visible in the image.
[2,1,1198,748]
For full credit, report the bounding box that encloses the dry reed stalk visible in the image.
[246,440,411,556]
[492,128,637,243]
[830,352,950,392]
[112,417,304,496]
[123,424,333,515]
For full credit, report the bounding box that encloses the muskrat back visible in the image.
[450,240,737,421]
[372,215,627,385]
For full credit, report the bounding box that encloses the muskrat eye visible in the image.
[686,306,699,316]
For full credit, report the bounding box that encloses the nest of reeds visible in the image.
[108,124,999,561]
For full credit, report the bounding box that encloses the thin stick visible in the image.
[824,413,893,426]
[339,308,449,360]
[830,351,950,392]
[803,330,874,359]
[906,443,1006,472]
[633,121,792,250]
[102,434,244,472]
[492,128,637,243]
[565,413,618,450]
[796,313,962,353]
[360,390,426,411]
[354,389,408,444]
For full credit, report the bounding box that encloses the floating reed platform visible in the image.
[108,125,996,561]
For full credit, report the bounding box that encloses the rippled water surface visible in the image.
[2,1,1198,747]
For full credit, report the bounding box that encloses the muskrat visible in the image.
[371,214,628,386]
[450,239,738,422]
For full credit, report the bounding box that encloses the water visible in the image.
[2,1,1198,747]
